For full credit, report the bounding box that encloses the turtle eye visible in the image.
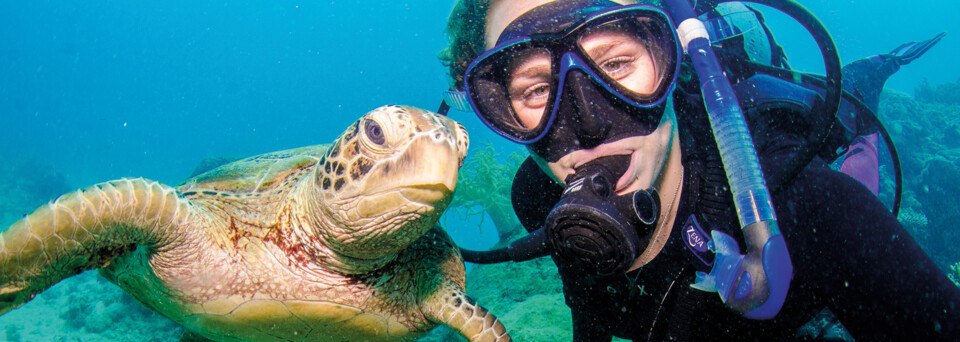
[364,119,386,145]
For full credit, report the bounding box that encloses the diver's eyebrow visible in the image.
[585,40,624,59]
[511,64,551,78]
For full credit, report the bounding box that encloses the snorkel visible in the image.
[663,0,842,319]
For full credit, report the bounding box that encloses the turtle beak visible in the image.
[357,128,461,206]
[403,132,460,200]
[395,112,466,206]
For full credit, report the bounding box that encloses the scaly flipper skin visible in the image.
[0,178,192,315]
[424,286,511,342]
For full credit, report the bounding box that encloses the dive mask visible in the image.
[460,3,682,144]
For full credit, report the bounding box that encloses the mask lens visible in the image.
[505,48,553,130]
[467,42,555,142]
[577,16,676,103]
[464,6,680,143]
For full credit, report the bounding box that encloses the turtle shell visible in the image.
[180,144,330,194]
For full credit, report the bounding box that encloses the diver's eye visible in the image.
[364,120,385,145]
[599,56,637,78]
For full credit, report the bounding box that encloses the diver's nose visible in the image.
[561,70,612,149]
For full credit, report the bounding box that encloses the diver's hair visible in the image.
[439,0,493,90]
[439,0,655,90]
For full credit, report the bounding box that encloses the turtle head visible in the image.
[312,105,468,264]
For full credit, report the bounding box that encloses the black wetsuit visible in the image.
[510,90,960,341]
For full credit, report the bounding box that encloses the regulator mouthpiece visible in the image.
[546,157,660,277]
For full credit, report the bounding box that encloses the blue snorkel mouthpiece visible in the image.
[664,0,795,320]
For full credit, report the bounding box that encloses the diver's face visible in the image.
[485,0,676,195]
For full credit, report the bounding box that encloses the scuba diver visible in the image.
[437,0,960,340]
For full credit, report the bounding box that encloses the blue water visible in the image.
[0,0,958,340]
[761,0,958,93]
[1,0,958,241]
[0,0,507,250]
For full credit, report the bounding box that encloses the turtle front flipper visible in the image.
[0,178,192,315]
[424,286,512,342]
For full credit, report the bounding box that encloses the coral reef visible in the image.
[419,230,571,342]
[915,77,960,106]
[796,309,854,341]
[4,324,20,342]
[444,143,528,242]
[462,251,571,340]
[879,83,960,268]
[0,270,183,341]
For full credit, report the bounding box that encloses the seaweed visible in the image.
[445,143,528,243]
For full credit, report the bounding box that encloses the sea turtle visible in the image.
[0,105,511,341]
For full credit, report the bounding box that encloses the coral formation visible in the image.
[879,84,960,268]
[419,230,571,342]
[421,145,576,341]
[796,309,854,341]
[915,77,960,106]
[445,143,528,242]
[4,324,20,342]
[0,271,183,341]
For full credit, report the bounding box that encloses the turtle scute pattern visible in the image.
[0,105,511,341]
